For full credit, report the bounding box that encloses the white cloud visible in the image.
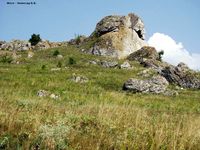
[148,33,200,70]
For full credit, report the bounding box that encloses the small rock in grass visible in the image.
[71,73,88,83]
[100,60,118,68]
[51,68,61,71]
[50,93,59,100]
[37,90,50,97]
[120,61,132,69]
[27,51,34,58]
[57,54,63,59]
[89,60,98,65]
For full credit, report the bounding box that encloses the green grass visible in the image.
[0,46,200,150]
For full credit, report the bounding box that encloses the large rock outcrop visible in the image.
[88,13,147,58]
[127,46,200,89]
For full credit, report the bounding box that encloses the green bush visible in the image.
[0,55,13,63]
[158,50,164,61]
[53,50,60,57]
[41,65,46,70]
[29,34,41,46]
[68,57,76,65]
[57,61,62,68]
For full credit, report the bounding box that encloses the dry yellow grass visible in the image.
[0,46,200,149]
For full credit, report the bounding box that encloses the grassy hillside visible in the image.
[0,46,200,150]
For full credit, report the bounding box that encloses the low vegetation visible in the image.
[0,45,200,150]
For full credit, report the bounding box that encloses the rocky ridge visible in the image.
[0,40,67,51]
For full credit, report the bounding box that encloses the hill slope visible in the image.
[0,46,200,149]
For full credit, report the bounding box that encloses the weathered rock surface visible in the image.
[0,40,31,51]
[0,40,67,51]
[88,13,147,58]
[0,41,6,47]
[161,64,200,89]
[123,75,170,94]
[100,60,118,68]
[120,61,132,69]
[127,46,169,73]
[127,46,159,62]
[127,46,200,89]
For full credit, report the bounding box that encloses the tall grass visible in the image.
[0,46,200,149]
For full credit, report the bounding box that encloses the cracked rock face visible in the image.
[161,64,200,89]
[123,75,170,94]
[89,13,147,59]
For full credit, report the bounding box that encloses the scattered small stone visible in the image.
[89,60,98,65]
[51,68,61,71]
[37,90,50,97]
[27,51,34,58]
[37,90,60,99]
[71,73,88,83]
[57,54,63,59]
[50,94,59,100]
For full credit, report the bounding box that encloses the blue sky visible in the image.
[0,0,200,54]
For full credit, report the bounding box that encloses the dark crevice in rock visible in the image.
[135,29,144,40]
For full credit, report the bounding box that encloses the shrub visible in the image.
[68,57,76,65]
[158,50,164,61]
[26,65,30,72]
[29,34,41,46]
[53,50,60,57]
[0,54,13,63]
[41,65,46,70]
[57,61,62,68]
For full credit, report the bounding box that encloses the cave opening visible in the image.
[135,30,144,40]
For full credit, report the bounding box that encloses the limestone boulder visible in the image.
[123,75,170,94]
[88,13,147,58]
[161,65,200,89]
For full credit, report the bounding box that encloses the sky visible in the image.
[0,0,200,69]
